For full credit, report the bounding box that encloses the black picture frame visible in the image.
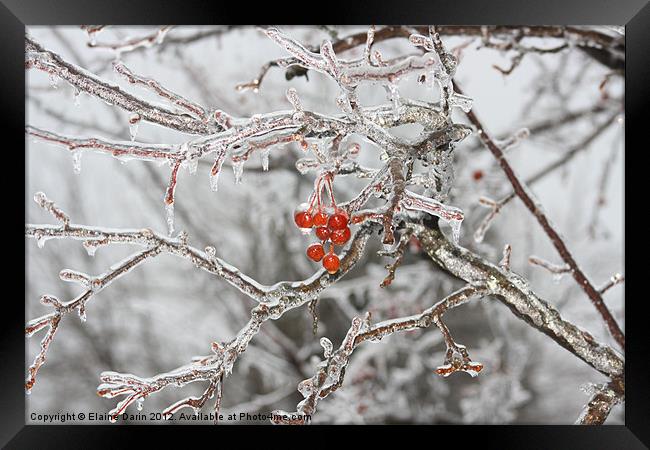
[2,0,647,447]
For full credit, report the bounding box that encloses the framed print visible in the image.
[2,0,648,447]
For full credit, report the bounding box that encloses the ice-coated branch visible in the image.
[598,274,624,295]
[27,125,182,164]
[411,222,624,380]
[32,191,69,227]
[26,236,161,393]
[473,111,620,236]
[95,223,379,421]
[458,84,625,349]
[243,26,623,91]
[26,36,219,135]
[113,61,209,122]
[272,286,486,424]
[528,255,571,274]
[377,228,413,288]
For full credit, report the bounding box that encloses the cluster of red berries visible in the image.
[294,204,351,274]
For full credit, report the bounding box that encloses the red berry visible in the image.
[294,211,313,229]
[306,243,325,262]
[312,211,329,227]
[315,226,331,241]
[328,211,349,230]
[472,170,484,181]
[294,203,313,229]
[330,226,351,245]
[322,253,340,274]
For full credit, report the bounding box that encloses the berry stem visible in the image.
[325,174,336,207]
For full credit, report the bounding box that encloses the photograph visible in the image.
[24,25,625,426]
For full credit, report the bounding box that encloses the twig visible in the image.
[26,36,219,135]
[458,84,625,349]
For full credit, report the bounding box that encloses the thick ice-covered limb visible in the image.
[411,223,624,380]
[26,36,219,135]
[576,380,624,425]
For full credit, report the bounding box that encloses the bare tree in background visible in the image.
[25,25,625,425]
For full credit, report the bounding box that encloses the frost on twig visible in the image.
[598,273,624,295]
[87,26,173,54]
[113,61,209,123]
[528,255,572,282]
[499,244,512,271]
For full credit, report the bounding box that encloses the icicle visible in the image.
[128,113,141,141]
[73,88,81,106]
[260,148,270,172]
[552,273,566,284]
[33,230,46,249]
[232,160,244,184]
[209,171,220,192]
[295,158,320,174]
[449,218,462,245]
[449,92,473,113]
[186,157,198,175]
[384,82,402,119]
[48,73,58,89]
[83,240,101,257]
[78,304,87,322]
[136,397,144,411]
[165,202,175,236]
[210,148,227,192]
[71,150,82,174]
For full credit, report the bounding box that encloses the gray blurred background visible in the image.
[26,26,624,424]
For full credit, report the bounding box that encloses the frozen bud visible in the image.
[297,378,315,398]
[59,269,91,286]
[286,88,303,111]
[295,158,320,174]
[213,110,233,129]
[320,337,333,358]
[40,295,62,308]
[347,143,360,158]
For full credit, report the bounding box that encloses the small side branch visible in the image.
[458,84,624,349]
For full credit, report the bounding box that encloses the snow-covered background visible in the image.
[26,26,624,424]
